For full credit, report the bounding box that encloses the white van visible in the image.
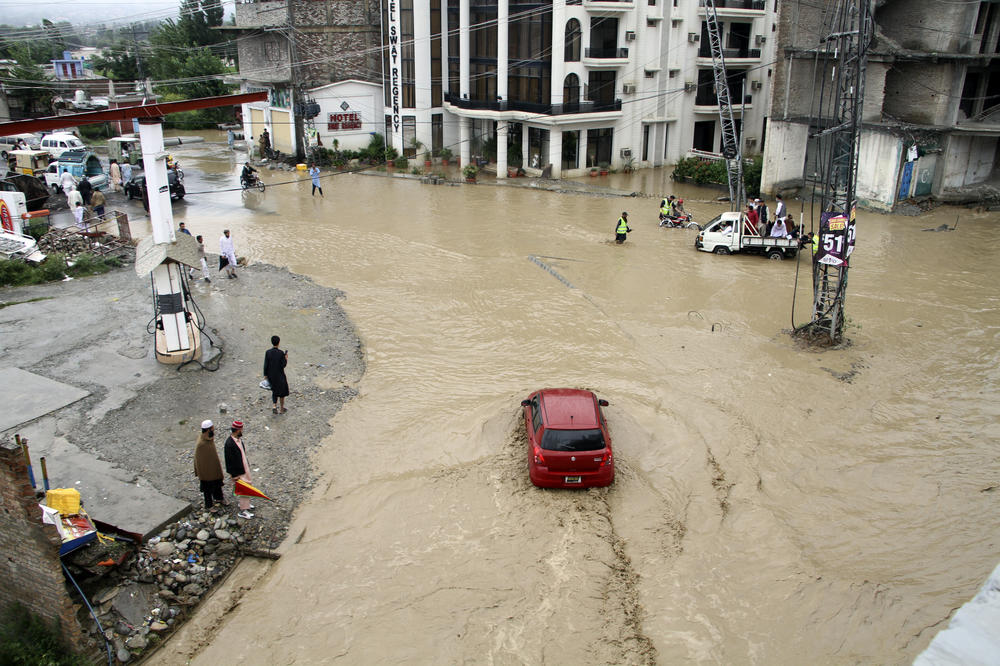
[0,133,41,159]
[40,132,87,159]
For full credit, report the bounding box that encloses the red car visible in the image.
[520,388,614,488]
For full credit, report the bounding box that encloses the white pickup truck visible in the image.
[694,211,800,260]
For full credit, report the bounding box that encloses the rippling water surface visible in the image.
[154,134,1000,664]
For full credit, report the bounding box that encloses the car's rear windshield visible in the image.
[541,428,606,452]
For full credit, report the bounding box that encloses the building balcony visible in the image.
[697,0,766,16]
[583,47,630,66]
[583,0,634,11]
[693,94,754,113]
[444,93,622,116]
[696,47,762,65]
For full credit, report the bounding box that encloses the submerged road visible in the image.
[151,135,999,664]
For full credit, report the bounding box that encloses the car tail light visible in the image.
[599,452,612,466]
[533,446,545,465]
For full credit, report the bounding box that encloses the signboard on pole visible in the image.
[815,210,851,267]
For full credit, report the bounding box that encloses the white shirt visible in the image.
[220,234,237,262]
[67,190,83,209]
[770,220,789,238]
[60,171,77,189]
[72,206,85,227]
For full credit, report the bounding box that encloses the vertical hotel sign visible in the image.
[387,0,402,150]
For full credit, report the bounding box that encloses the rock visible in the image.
[125,635,147,650]
[115,622,131,636]
[218,403,228,414]
[176,528,188,541]
[150,621,168,632]
[98,587,120,604]
[182,583,204,596]
[215,529,231,541]
[173,573,188,584]
[154,542,175,558]
[158,589,176,600]
[196,529,210,541]
[137,574,154,584]
[117,647,131,663]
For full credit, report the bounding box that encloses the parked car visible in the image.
[39,132,87,160]
[520,388,614,488]
[43,150,108,193]
[0,133,41,160]
[125,171,185,204]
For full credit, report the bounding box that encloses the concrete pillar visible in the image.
[498,0,509,101]
[522,126,530,169]
[548,126,562,178]
[460,118,471,167]
[414,1,431,152]
[580,129,589,168]
[862,62,888,124]
[550,2,565,107]
[497,120,508,178]
[460,0,470,99]
[138,119,173,245]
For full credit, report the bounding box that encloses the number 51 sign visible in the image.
[816,208,856,267]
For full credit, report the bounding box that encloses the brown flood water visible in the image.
[155,135,999,664]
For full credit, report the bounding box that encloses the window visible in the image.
[403,116,417,157]
[385,115,393,142]
[447,0,459,93]
[264,39,281,62]
[528,127,549,169]
[401,0,415,108]
[562,130,579,170]
[663,125,669,159]
[642,124,650,161]
[588,70,616,105]
[531,397,542,432]
[431,0,442,106]
[563,73,580,107]
[589,17,619,57]
[644,69,656,79]
[432,113,443,155]
[692,120,715,152]
[470,0,498,102]
[541,428,606,452]
[565,19,581,62]
[586,128,613,167]
[509,5,552,105]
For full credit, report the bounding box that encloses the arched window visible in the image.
[565,19,581,62]
[563,73,580,108]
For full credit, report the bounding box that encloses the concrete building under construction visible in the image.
[762,0,1000,211]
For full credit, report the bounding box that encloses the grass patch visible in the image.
[0,253,123,288]
[0,603,89,665]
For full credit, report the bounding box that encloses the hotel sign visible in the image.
[328,112,362,131]
[387,0,401,137]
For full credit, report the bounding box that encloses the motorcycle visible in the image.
[659,212,701,230]
[241,173,265,192]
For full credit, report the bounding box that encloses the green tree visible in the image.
[6,44,54,116]
[91,41,143,81]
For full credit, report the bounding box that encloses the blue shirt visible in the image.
[309,167,320,186]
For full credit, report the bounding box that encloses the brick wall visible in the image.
[0,440,89,651]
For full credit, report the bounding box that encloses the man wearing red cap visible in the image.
[223,420,255,519]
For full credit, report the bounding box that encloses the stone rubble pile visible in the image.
[87,510,263,663]
[37,230,135,263]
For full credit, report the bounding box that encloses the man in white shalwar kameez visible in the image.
[60,170,77,199]
[219,229,238,279]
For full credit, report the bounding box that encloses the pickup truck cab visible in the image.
[43,150,108,193]
[695,211,800,260]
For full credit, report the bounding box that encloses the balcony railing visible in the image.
[698,47,762,59]
[444,93,622,114]
[585,47,629,59]
[699,0,765,9]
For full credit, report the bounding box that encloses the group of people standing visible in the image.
[108,159,134,194]
[746,195,799,239]
[192,335,290,519]
[60,170,106,229]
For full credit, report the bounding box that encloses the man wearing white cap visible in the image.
[193,420,226,511]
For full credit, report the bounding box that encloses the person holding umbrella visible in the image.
[223,420,255,519]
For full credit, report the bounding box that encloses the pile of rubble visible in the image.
[37,229,134,263]
[79,509,272,663]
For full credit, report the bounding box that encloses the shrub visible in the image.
[0,603,88,665]
[393,155,409,169]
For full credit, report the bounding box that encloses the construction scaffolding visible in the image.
[796,0,874,343]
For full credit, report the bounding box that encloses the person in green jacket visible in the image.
[615,212,632,244]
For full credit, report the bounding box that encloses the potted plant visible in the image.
[393,155,409,171]
[589,166,598,177]
[439,147,452,166]
[599,162,610,176]
[463,163,478,183]
[622,156,636,173]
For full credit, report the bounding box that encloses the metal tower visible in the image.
[797,0,874,343]
[703,0,746,212]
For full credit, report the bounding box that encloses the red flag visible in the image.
[234,479,272,500]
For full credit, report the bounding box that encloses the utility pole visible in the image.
[796,0,873,344]
[703,0,746,213]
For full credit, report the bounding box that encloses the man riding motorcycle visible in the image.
[240,162,259,188]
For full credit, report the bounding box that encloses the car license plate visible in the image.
[564,476,582,484]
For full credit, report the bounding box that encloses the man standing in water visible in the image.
[308,163,323,197]
[615,212,632,244]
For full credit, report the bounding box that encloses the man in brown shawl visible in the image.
[194,420,226,511]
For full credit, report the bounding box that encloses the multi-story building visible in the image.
[383,0,777,177]
[228,0,382,155]
[763,0,1000,210]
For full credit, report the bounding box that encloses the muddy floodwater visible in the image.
[153,135,998,664]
